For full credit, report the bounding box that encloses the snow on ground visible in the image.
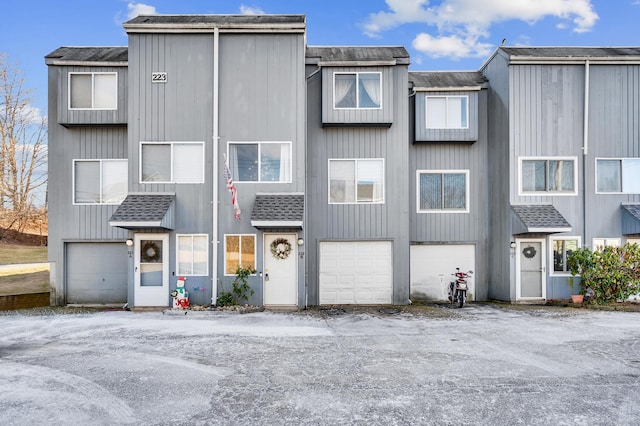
[1,305,640,425]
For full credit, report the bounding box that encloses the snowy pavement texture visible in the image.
[1,304,640,425]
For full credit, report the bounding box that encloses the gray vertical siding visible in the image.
[217,33,306,306]
[306,64,410,305]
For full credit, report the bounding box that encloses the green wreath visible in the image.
[270,238,292,260]
[141,241,161,263]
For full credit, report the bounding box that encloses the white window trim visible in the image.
[518,156,579,196]
[416,169,470,214]
[72,159,127,205]
[176,234,209,276]
[333,72,383,110]
[68,72,118,110]
[425,95,469,129]
[226,141,292,183]
[139,141,205,184]
[549,236,581,276]
[328,158,385,205]
[223,234,257,276]
[592,238,621,251]
[595,157,640,194]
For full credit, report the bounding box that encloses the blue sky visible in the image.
[2,0,640,116]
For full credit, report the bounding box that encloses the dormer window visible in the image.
[425,95,468,129]
[69,72,117,110]
[334,72,381,109]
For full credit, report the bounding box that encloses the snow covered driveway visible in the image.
[1,304,640,425]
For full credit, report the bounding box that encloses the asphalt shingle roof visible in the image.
[409,71,488,89]
[124,14,305,26]
[251,193,304,228]
[512,205,572,232]
[109,193,175,229]
[306,46,410,64]
[501,46,640,58]
[45,47,128,64]
[622,204,640,221]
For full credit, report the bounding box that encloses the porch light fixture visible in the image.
[126,239,134,247]
[510,242,516,249]
[297,238,304,246]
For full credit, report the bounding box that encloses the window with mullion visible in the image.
[73,159,127,205]
[224,234,256,275]
[329,159,384,204]
[425,96,468,129]
[551,237,580,275]
[177,234,209,276]
[334,72,381,109]
[228,142,291,183]
[596,158,640,193]
[140,142,204,184]
[418,170,468,212]
[520,158,576,194]
[69,72,117,110]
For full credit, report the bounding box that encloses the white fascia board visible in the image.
[250,220,303,228]
[413,86,482,92]
[527,227,572,233]
[109,221,162,228]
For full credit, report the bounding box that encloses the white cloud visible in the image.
[240,5,265,15]
[127,2,157,20]
[363,0,599,58]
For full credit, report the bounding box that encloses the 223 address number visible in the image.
[151,72,167,83]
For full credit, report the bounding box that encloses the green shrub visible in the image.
[216,265,256,306]
[567,243,640,304]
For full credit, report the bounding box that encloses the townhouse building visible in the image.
[46,14,640,308]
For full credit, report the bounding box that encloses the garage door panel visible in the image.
[410,245,475,302]
[319,241,393,305]
[66,243,128,304]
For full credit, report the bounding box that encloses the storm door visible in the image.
[134,233,170,306]
[516,239,546,300]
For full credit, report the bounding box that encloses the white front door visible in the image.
[134,233,170,307]
[516,239,546,301]
[263,233,297,306]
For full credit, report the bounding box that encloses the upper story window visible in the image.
[426,96,468,129]
[69,72,117,110]
[334,72,382,109]
[177,234,209,276]
[329,159,384,204]
[140,142,204,184]
[228,142,291,183]
[596,158,640,193]
[519,157,577,195]
[417,170,469,213]
[73,159,127,205]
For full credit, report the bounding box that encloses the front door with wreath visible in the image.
[263,233,297,306]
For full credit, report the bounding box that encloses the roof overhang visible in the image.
[109,193,175,230]
[511,204,572,235]
[413,86,483,92]
[250,193,304,230]
[621,204,640,235]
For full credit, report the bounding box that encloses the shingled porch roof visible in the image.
[622,204,640,235]
[109,193,175,230]
[251,193,304,229]
[511,204,572,234]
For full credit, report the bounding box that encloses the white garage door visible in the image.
[66,243,128,304]
[410,244,475,301]
[319,241,393,304]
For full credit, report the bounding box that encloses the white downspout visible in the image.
[211,27,219,306]
[583,60,590,156]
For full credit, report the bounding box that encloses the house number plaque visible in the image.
[151,72,167,83]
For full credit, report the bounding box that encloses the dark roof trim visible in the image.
[45,47,128,66]
[409,71,488,91]
[109,193,175,230]
[511,204,572,234]
[306,46,410,66]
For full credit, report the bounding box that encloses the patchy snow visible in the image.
[1,305,640,425]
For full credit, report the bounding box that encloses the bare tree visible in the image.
[0,53,48,237]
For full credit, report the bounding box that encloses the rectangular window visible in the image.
[224,234,256,275]
[329,159,384,204]
[140,142,204,184]
[228,142,291,182]
[73,159,127,204]
[520,157,576,195]
[551,237,580,274]
[596,158,640,193]
[425,96,468,129]
[177,234,208,276]
[334,72,381,109]
[69,72,117,109]
[417,170,469,213]
[592,238,620,252]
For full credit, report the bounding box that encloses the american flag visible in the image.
[223,157,241,220]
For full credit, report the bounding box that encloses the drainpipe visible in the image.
[582,60,590,242]
[212,27,220,306]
